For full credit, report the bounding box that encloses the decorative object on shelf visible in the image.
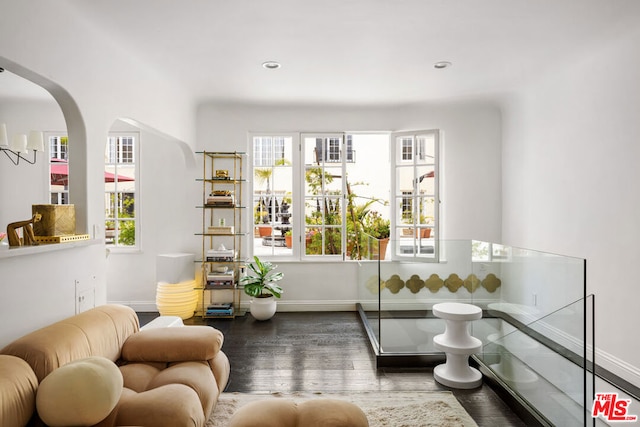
[7,213,42,247]
[32,204,76,237]
[241,256,284,321]
[206,244,236,262]
[33,234,90,244]
[0,124,45,165]
[206,192,234,207]
[208,225,234,235]
[215,169,229,179]
[0,232,8,250]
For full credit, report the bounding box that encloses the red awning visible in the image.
[50,159,134,186]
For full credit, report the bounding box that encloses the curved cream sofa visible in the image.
[0,304,230,427]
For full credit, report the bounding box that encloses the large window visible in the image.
[105,133,138,247]
[251,131,438,261]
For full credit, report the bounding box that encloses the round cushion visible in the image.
[36,356,123,427]
[298,399,369,427]
[228,398,368,427]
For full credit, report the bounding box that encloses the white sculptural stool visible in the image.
[432,302,483,389]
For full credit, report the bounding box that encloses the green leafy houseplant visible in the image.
[241,256,284,298]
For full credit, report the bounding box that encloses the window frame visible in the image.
[249,130,440,262]
[105,132,140,250]
[47,133,69,205]
[391,130,440,262]
[250,133,299,260]
[301,133,347,261]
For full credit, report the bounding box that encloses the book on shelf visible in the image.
[206,248,236,262]
[205,195,234,206]
[206,270,234,287]
[208,302,232,309]
[206,303,234,316]
[207,226,234,235]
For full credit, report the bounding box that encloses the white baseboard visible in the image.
[596,348,640,390]
[110,300,361,314]
[243,300,359,312]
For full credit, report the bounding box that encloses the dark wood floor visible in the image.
[138,311,526,427]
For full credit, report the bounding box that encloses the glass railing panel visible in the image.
[377,240,483,354]
[479,295,593,427]
[356,233,382,353]
[356,239,590,424]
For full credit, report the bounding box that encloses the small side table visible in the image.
[432,302,483,389]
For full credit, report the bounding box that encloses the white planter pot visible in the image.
[250,295,277,321]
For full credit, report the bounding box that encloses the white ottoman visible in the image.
[432,302,483,389]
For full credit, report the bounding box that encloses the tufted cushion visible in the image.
[121,326,223,363]
[1,304,139,382]
[36,356,123,427]
[228,399,369,427]
[114,361,217,427]
[0,355,38,427]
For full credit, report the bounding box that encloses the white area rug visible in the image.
[207,391,478,427]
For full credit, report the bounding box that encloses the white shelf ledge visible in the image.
[0,238,102,260]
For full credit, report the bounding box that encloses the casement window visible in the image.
[314,136,355,163]
[105,133,139,248]
[252,135,295,257]
[392,130,439,260]
[254,136,285,167]
[303,134,346,258]
[251,130,439,261]
[48,134,69,204]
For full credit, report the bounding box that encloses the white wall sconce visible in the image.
[0,124,44,165]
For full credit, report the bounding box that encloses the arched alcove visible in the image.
[0,56,88,233]
[105,117,197,309]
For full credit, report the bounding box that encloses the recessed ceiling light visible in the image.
[262,61,281,70]
[434,61,452,70]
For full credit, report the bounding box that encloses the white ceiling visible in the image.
[5,0,640,105]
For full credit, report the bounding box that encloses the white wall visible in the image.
[0,1,195,347]
[106,125,199,308]
[189,102,503,310]
[501,26,640,386]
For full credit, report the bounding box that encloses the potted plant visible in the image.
[240,256,284,320]
[364,211,390,260]
[284,230,293,248]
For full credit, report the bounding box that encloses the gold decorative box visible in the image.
[215,169,229,179]
[32,204,76,236]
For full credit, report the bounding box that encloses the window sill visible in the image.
[0,238,103,260]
